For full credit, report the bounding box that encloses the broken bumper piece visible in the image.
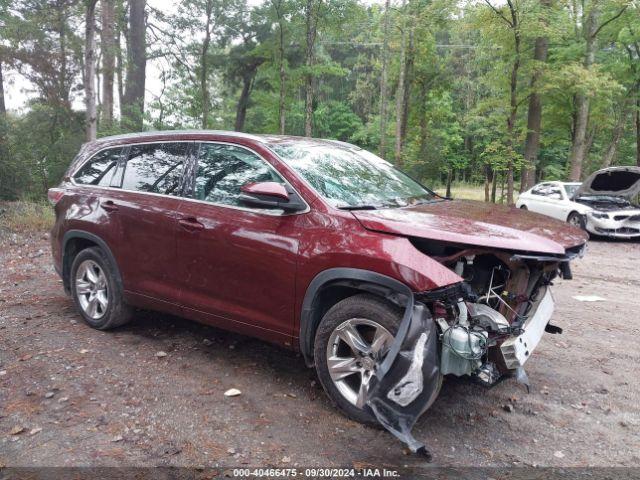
[500,288,554,369]
[365,301,441,459]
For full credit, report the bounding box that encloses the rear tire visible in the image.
[70,247,133,330]
[567,211,586,230]
[519,205,528,210]
[313,293,403,426]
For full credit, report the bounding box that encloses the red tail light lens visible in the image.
[47,188,65,206]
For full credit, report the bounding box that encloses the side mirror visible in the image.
[239,182,306,212]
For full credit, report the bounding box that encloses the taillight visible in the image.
[47,188,65,206]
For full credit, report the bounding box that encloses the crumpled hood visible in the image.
[352,200,588,255]
[575,166,640,199]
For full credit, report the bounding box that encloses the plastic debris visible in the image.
[224,388,242,397]
[9,426,25,435]
[572,295,605,302]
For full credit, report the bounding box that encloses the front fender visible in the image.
[300,267,443,457]
[299,268,414,366]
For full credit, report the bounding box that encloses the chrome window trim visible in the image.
[69,139,309,217]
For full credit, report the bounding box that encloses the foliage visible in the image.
[1,0,639,202]
[0,200,55,233]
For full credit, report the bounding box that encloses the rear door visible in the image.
[537,185,566,219]
[108,141,192,307]
[527,183,554,216]
[174,142,303,345]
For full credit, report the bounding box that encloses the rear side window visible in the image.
[121,142,187,196]
[73,148,122,186]
[531,184,552,196]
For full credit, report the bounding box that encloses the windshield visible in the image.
[564,184,580,199]
[271,143,436,208]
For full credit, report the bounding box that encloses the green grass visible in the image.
[434,184,487,201]
[0,201,55,234]
[433,183,521,203]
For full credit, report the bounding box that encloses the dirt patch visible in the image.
[1,231,639,468]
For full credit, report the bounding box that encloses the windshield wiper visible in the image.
[337,204,380,211]
[410,198,444,206]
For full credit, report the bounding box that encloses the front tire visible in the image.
[70,247,133,330]
[519,205,528,210]
[314,293,402,425]
[567,211,586,230]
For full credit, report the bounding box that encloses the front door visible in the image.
[175,142,303,345]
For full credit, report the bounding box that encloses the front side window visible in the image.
[193,143,284,207]
[121,142,187,196]
[271,143,435,209]
[73,148,122,186]
[563,184,579,199]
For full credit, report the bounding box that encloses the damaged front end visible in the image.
[364,240,585,457]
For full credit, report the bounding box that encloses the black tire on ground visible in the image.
[520,205,528,210]
[567,211,586,230]
[69,247,133,330]
[313,293,404,426]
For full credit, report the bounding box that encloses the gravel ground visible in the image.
[1,230,639,469]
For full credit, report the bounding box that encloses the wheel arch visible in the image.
[299,268,413,367]
[566,209,584,222]
[62,230,123,294]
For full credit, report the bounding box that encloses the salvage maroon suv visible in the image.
[49,130,587,452]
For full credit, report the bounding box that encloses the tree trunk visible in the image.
[304,0,319,137]
[57,3,71,110]
[400,20,414,147]
[417,78,428,160]
[394,0,408,167]
[491,169,498,203]
[0,58,6,120]
[568,7,598,181]
[101,0,116,127]
[278,14,286,134]
[84,0,98,142]
[122,0,146,131]
[200,0,213,129]
[505,3,520,205]
[484,166,492,203]
[116,22,125,113]
[521,0,550,191]
[445,168,453,198]
[235,72,256,132]
[636,95,640,167]
[379,0,391,158]
[601,117,626,168]
[601,96,633,167]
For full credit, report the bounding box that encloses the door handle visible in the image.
[101,200,119,212]
[178,217,205,232]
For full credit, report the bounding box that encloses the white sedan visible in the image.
[517,167,640,238]
[516,181,587,227]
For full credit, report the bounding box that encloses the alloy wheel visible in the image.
[569,215,582,227]
[75,259,109,320]
[326,318,394,409]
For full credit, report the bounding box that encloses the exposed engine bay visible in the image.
[573,166,640,238]
[574,194,638,211]
[412,239,583,387]
[362,239,584,458]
